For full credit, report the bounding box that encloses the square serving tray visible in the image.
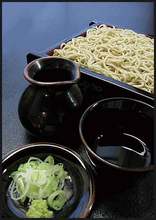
[26,21,154,106]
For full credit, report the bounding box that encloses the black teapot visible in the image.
[18,57,83,143]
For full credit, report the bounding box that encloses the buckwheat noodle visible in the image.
[53,25,154,93]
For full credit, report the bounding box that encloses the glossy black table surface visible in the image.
[2,2,155,219]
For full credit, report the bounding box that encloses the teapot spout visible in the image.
[24,57,80,86]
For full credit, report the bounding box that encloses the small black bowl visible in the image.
[79,97,154,173]
[2,143,95,218]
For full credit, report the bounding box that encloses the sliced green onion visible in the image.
[44,156,54,165]
[9,155,73,218]
[47,190,67,210]
[28,157,43,163]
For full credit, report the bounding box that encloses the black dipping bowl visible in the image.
[79,97,154,173]
[2,143,95,218]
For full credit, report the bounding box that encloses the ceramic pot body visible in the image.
[18,57,83,139]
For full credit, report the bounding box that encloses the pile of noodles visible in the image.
[53,25,154,93]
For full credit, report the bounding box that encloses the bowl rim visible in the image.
[79,97,154,172]
[2,142,95,218]
[24,56,80,86]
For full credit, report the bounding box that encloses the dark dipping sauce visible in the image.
[94,132,151,168]
[81,103,153,170]
[33,67,72,82]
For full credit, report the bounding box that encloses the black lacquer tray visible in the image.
[25,22,155,219]
[27,21,154,106]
